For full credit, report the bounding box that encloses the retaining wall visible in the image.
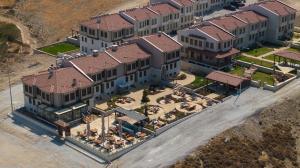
[251,80,261,88]
[66,134,153,162]
[181,61,214,74]
[11,111,58,135]
[66,36,80,46]
[263,75,297,92]
[155,107,213,136]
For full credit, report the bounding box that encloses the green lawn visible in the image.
[245,47,273,57]
[235,56,274,69]
[252,71,274,86]
[40,42,79,55]
[228,66,245,77]
[263,54,280,62]
[186,75,211,89]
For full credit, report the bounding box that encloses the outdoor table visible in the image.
[126,136,134,143]
[88,136,95,141]
[115,140,123,148]
[108,136,115,143]
[90,129,98,136]
[93,139,102,145]
[140,133,146,138]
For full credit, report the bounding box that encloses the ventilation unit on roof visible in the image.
[158,31,162,37]
[92,50,99,57]
[111,45,118,52]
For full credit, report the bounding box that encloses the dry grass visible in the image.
[12,0,147,45]
[172,94,300,168]
[0,0,16,8]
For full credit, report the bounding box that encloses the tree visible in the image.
[141,89,150,117]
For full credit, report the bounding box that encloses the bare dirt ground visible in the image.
[172,92,300,168]
[2,0,148,46]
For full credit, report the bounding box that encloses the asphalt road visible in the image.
[113,78,300,168]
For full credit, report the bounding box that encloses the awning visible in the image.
[117,116,138,125]
[206,71,249,87]
[274,50,300,62]
[114,107,147,122]
[55,103,87,115]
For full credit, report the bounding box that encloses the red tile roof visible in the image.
[81,13,133,32]
[122,8,158,21]
[209,16,247,31]
[233,11,268,24]
[107,43,151,63]
[274,50,300,62]
[142,33,182,53]
[71,52,120,75]
[22,67,93,94]
[172,0,193,6]
[196,25,234,41]
[206,71,249,87]
[148,3,179,15]
[258,0,296,16]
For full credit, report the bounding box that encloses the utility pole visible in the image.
[7,59,14,113]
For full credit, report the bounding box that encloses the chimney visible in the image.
[111,44,118,52]
[158,31,162,37]
[48,65,54,78]
[92,50,99,57]
[72,79,77,87]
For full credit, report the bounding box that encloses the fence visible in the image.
[66,134,154,162]
[263,75,298,92]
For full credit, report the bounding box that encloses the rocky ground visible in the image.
[172,93,300,168]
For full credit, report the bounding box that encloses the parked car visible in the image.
[223,5,236,11]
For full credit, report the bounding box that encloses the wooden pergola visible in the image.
[273,50,300,69]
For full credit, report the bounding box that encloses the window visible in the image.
[107,70,111,78]
[113,69,117,76]
[146,59,150,65]
[144,70,147,76]
[139,71,142,77]
[97,74,101,81]
[70,93,75,100]
[130,75,133,81]
[106,83,109,89]
[111,81,114,87]
[29,97,32,104]
[127,64,131,71]
[25,85,29,92]
[87,87,92,94]
[65,94,70,102]
[82,89,86,96]
[96,86,99,92]
[46,94,50,101]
